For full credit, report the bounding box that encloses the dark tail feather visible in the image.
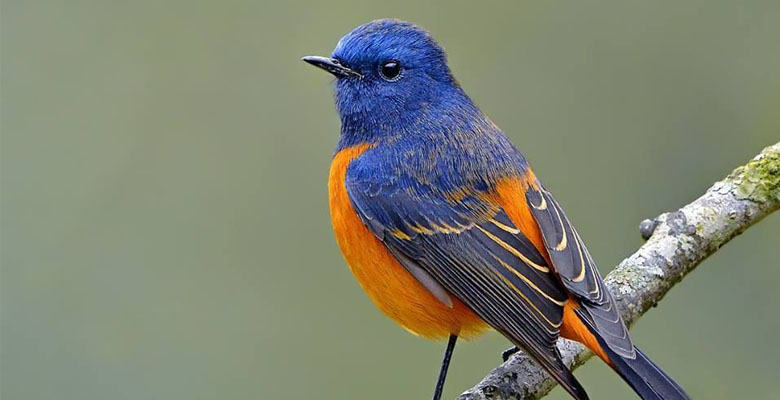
[514,342,590,400]
[552,365,590,400]
[605,345,691,400]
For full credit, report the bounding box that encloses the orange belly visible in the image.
[328,144,487,340]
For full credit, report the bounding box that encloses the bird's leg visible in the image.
[502,345,520,362]
[432,334,458,400]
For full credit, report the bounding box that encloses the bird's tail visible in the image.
[602,342,691,400]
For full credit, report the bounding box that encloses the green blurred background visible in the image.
[2,1,779,399]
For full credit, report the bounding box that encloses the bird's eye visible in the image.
[379,61,402,81]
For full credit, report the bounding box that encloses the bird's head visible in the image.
[304,19,480,147]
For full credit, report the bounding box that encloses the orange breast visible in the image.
[328,144,487,340]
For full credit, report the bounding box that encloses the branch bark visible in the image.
[458,142,780,400]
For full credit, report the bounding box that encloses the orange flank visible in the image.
[560,300,611,364]
[491,170,547,258]
[493,170,612,364]
[328,144,487,340]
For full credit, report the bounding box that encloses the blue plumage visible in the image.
[304,19,691,400]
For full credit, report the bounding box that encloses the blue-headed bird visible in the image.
[303,19,690,400]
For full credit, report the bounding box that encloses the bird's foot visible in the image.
[502,346,519,362]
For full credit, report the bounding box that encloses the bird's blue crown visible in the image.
[332,19,452,84]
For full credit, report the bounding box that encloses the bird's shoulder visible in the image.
[345,127,527,192]
[342,132,527,240]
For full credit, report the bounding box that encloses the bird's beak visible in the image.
[302,56,362,78]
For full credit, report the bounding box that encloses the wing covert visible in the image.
[525,179,635,358]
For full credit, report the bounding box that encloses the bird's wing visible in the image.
[523,172,635,358]
[345,173,588,395]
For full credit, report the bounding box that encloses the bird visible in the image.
[302,19,690,400]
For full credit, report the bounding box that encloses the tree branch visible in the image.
[458,142,780,400]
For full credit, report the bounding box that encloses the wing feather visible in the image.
[345,177,578,383]
[525,181,635,358]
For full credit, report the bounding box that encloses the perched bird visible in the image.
[303,19,690,400]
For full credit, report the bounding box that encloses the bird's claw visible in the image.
[502,346,519,362]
